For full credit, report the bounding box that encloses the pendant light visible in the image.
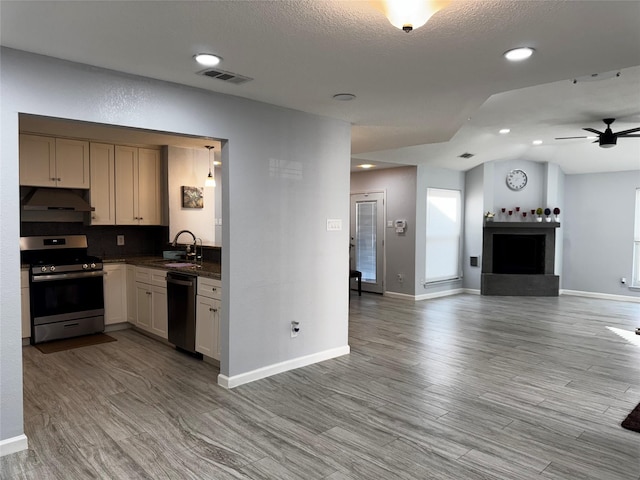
[205,146,216,187]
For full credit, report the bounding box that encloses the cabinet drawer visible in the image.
[197,276,221,299]
[135,266,167,287]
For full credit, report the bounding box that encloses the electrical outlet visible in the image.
[117,235,125,246]
[621,277,627,284]
[291,321,300,338]
[397,273,404,283]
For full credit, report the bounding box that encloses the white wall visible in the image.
[350,166,417,295]
[0,48,351,449]
[168,146,218,246]
[563,170,640,297]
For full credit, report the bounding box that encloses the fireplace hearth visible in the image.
[481,222,559,296]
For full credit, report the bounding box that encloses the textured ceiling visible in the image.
[1,0,640,173]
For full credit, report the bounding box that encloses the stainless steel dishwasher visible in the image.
[166,271,201,358]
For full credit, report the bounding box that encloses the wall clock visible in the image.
[506,169,528,191]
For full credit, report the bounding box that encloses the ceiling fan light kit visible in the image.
[555,118,640,148]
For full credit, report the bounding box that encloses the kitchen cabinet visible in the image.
[89,143,116,225]
[195,276,221,360]
[21,269,30,339]
[19,134,90,188]
[115,146,162,225]
[103,264,127,325]
[133,267,168,339]
[126,265,136,324]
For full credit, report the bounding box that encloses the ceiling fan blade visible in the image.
[615,127,640,136]
[618,134,640,138]
[583,128,603,135]
[555,136,589,140]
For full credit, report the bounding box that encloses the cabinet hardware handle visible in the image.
[212,287,216,291]
[57,177,62,181]
[210,308,218,312]
[50,177,56,181]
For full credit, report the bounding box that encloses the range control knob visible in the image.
[50,266,56,272]
[90,263,96,269]
[83,263,89,270]
[41,266,48,272]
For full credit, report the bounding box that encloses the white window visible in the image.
[426,188,462,283]
[633,188,640,287]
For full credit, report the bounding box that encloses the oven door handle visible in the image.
[31,271,106,282]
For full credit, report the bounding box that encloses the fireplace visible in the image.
[481,222,559,296]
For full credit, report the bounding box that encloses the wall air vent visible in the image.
[198,68,253,85]
[458,152,475,159]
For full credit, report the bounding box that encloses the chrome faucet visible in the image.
[171,229,196,248]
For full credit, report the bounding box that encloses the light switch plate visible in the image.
[117,235,125,246]
[326,219,342,231]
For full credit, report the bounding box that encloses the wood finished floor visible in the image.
[3,294,640,479]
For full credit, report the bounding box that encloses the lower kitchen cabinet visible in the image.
[126,265,136,324]
[196,276,221,360]
[104,263,127,325]
[195,295,220,360]
[21,269,30,339]
[133,267,168,339]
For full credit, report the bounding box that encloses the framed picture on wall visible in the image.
[182,186,204,209]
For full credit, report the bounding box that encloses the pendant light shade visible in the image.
[205,146,216,187]
[372,0,450,32]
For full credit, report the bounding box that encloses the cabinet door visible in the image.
[115,146,139,225]
[104,264,127,325]
[19,134,56,187]
[137,148,162,225]
[89,143,116,225]
[126,265,136,324]
[135,283,152,332]
[196,295,220,360]
[151,285,168,339]
[55,138,90,188]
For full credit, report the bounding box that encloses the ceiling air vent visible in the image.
[198,68,253,85]
[458,152,475,159]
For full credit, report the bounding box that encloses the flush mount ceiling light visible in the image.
[371,0,451,33]
[205,146,216,187]
[499,128,511,134]
[532,140,543,145]
[332,93,356,101]
[194,53,222,67]
[358,164,375,169]
[504,47,535,61]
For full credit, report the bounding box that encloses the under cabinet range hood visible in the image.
[21,187,94,212]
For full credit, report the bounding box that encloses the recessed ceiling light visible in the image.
[532,140,543,145]
[504,47,535,61]
[333,93,356,101]
[586,136,598,140]
[358,164,375,169]
[499,128,511,134]
[194,53,222,67]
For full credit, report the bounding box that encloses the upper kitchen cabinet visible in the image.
[19,134,90,189]
[89,143,115,225]
[115,146,163,225]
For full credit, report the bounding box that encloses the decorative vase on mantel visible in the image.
[544,208,552,222]
[536,208,543,222]
[553,207,561,223]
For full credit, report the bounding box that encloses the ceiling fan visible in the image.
[555,118,640,148]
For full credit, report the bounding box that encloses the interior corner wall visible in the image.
[415,165,465,296]
[563,170,640,298]
[545,163,565,284]
[0,48,351,447]
[350,166,417,295]
[463,164,485,291]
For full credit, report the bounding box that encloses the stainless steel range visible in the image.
[20,235,105,344]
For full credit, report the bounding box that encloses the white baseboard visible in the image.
[415,288,465,302]
[218,345,350,389]
[560,289,640,303]
[0,434,28,457]
[385,288,475,302]
[104,322,131,333]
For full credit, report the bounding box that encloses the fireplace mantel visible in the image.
[481,222,560,296]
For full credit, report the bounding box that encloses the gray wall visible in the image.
[463,164,484,290]
[563,170,640,297]
[415,165,466,296]
[0,48,351,445]
[350,166,417,295]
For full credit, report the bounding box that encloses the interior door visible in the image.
[350,192,385,294]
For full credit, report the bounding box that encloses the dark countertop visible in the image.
[104,256,221,280]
